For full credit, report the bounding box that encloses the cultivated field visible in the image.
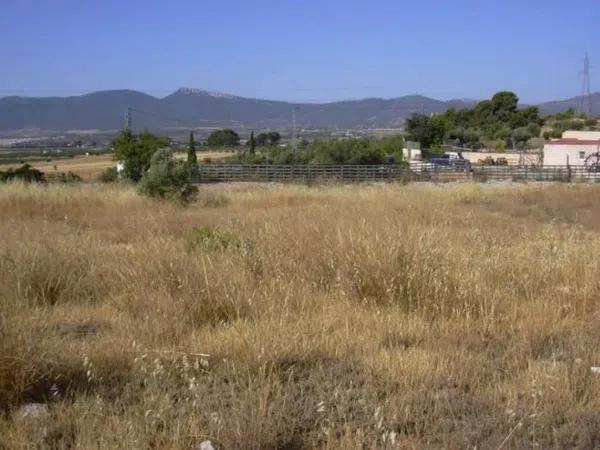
[2,182,600,448]
[0,151,231,181]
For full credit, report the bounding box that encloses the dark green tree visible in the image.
[256,131,282,146]
[187,131,198,165]
[405,114,446,149]
[404,91,543,150]
[491,91,519,120]
[207,129,240,147]
[112,130,170,182]
[268,131,281,145]
[0,164,46,183]
[249,131,256,155]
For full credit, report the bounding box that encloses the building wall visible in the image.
[402,148,422,161]
[543,144,598,166]
[563,131,600,140]
[462,152,539,166]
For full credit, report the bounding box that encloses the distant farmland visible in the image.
[0,151,232,180]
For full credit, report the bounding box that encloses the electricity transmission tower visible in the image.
[580,53,592,117]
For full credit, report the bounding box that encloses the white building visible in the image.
[562,130,600,140]
[403,141,422,161]
[543,131,600,166]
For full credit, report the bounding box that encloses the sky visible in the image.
[1,0,599,103]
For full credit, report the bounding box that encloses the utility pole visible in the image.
[580,53,592,117]
[292,106,299,151]
[124,107,132,130]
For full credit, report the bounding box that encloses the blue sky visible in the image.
[1,0,598,103]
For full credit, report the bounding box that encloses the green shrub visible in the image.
[138,149,197,204]
[184,226,241,252]
[47,171,83,183]
[492,140,506,152]
[98,167,119,183]
[233,136,406,165]
[0,164,46,183]
[568,120,585,131]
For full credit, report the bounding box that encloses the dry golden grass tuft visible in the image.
[2,181,600,448]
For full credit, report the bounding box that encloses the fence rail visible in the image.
[193,164,600,184]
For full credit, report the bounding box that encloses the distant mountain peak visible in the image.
[174,87,238,99]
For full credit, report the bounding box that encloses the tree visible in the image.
[256,131,281,146]
[248,131,256,155]
[463,128,483,149]
[404,91,544,151]
[267,132,281,145]
[187,131,198,165]
[512,127,532,148]
[491,91,519,117]
[112,130,170,181]
[207,129,240,147]
[0,164,46,183]
[138,149,197,204]
[405,114,446,149]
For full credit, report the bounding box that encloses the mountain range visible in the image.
[0,88,598,131]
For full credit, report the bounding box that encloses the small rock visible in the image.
[591,366,600,374]
[195,440,216,450]
[16,403,49,419]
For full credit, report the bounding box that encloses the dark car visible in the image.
[429,154,472,171]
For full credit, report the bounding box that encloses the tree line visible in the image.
[405,91,598,152]
[205,129,281,148]
[234,136,406,165]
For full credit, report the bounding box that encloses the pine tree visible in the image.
[249,131,256,155]
[187,131,198,165]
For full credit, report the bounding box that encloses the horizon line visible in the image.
[0,87,597,105]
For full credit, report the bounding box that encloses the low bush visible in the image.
[46,171,82,184]
[0,165,46,183]
[184,226,241,252]
[98,167,119,183]
[138,149,197,204]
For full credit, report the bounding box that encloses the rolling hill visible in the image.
[537,93,600,116]
[0,88,597,131]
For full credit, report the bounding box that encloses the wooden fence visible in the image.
[193,164,600,184]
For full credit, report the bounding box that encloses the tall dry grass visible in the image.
[1,181,600,448]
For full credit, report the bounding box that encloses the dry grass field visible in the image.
[0,151,231,181]
[2,181,600,449]
[0,154,116,181]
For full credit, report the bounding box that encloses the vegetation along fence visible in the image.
[193,164,600,184]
